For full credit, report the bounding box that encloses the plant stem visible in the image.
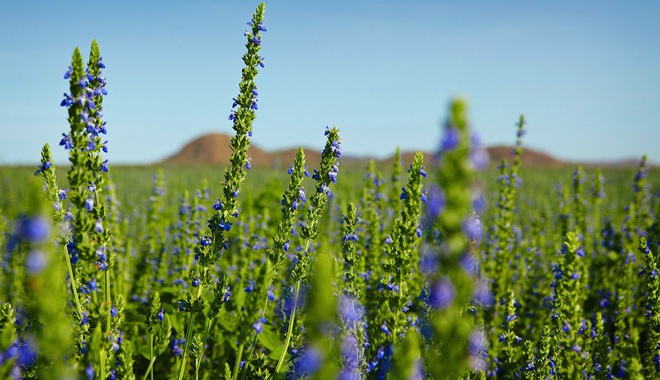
[142,334,154,380]
[274,280,301,375]
[177,312,196,380]
[105,266,112,333]
[177,286,203,380]
[232,342,245,380]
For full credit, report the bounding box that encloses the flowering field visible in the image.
[2,3,660,380]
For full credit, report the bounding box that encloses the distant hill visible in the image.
[162,133,642,169]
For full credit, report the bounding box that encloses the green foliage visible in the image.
[1,2,660,379]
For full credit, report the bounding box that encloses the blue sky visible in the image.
[1,1,659,165]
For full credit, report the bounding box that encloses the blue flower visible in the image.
[245,279,255,293]
[18,216,50,243]
[59,133,73,149]
[60,93,74,107]
[89,277,98,291]
[252,317,267,334]
[267,287,275,301]
[463,215,483,241]
[426,185,445,218]
[111,305,118,317]
[95,219,104,233]
[294,347,323,376]
[85,364,95,380]
[380,323,391,335]
[440,126,460,152]
[338,296,364,322]
[219,221,232,231]
[26,250,47,274]
[428,279,455,309]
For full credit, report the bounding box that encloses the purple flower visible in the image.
[245,279,255,293]
[472,193,486,213]
[95,219,104,233]
[474,279,494,306]
[380,323,391,335]
[59,133,73,149]
[88,277,98,291]
[60,93,74,107]
[440,126,460,152]
[26,250,47,274]
[85,197,94,211]
[469,329,487,354]
[111,305,118,317]
[19,216,50,243]
[252,317,267,334]
[85,364,95,380]
[294,347,323,376]
[469,134,489,170]
[428,279,455,309]
[426,185,445,218]
[463,215,483,241]
[338,296,364,322]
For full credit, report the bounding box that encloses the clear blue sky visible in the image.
[1,1,659,165]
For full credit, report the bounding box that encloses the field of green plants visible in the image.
[2,3,660,380]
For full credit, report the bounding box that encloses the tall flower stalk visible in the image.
[177,4,266,379]
[274,126,342,375]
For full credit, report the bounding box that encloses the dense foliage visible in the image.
[1,3,659,379]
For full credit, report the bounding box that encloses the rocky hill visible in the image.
[162,133,638,169]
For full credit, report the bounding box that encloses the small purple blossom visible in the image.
[440,126,460,152]
[428,279,455,309]
[252,317,267,334]
[26,250,47,274]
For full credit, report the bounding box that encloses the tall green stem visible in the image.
[274,280,302,375]
[142,334,155,380]
[177,285,203,380]
[232,342,246,380]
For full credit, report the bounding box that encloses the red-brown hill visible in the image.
[163,132,640,169]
